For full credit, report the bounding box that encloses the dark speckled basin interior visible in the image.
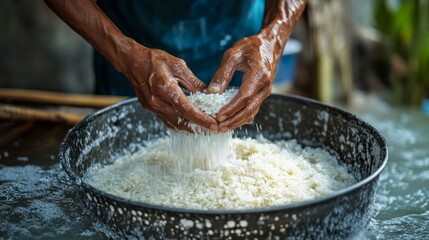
[59,94,388,239]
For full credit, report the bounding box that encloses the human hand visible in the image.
[44,0,305,133]
[207,34,283,132]
[119,40,218,132]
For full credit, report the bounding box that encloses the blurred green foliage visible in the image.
[374,0,429,105]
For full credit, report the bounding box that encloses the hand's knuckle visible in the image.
[249,104,258,114]
[176,58,186,66]
[224,49,236,60]
[240,92,253,102]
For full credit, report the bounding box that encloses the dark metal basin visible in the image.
[59,94,388,239]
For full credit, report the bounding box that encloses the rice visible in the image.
[85,89,355,209]
[187,89,238,118]
[86,136,356,210]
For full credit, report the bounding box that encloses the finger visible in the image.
[161,119,175,129]
[135,82,181,125]
[218,88,270,131]
[161,82,219,131]
[174,62,207,93]
[173,95,219,131]
[158,115,194,133]
[216,69,266,122]
[208,50,241,94]
[145,99,181,126]
[151,102,194,133]
[147,93,194,133]
[218,117,249,133]
[158,110,194,132]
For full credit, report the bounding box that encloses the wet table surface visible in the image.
[1,104,428,239]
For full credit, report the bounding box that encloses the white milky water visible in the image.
[1,105,428,239]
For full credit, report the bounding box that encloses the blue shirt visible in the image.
[94,0,265,95]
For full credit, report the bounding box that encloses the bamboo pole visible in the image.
[0,104,85,125]
[0,88,127,108]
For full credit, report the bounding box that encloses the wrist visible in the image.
[111,36,133,73]
[259,0,307,60]
[258,25,287,64]
[259,21,288,43]
[110,37,147,74]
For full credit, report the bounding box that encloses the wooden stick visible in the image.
[0,104,85,125]
[0,88,127,108]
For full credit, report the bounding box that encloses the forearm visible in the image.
[261,0,307,60]
[44,0,136,73]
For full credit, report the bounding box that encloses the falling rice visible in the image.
[170,89,238,173]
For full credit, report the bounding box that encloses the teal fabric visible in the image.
[94,0,265,96]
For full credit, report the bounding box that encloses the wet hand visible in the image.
[207,34,283,132]
[120,41,218,132]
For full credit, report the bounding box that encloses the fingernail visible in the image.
[208,84,220,93]
[209,124,218,131]
[218,115,227,122]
